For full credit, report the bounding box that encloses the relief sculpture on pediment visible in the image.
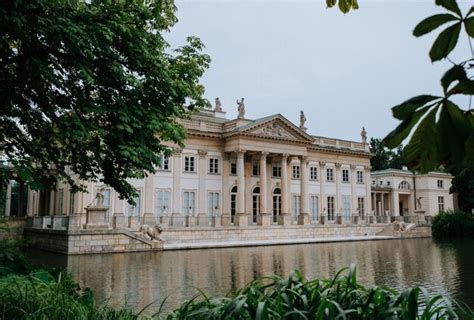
[254,123,293,139]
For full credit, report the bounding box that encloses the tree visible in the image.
[0,0,210,201]
[382,0,474,173]
[369,138,404,171]
[450,167,474,213]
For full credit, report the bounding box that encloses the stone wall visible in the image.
[24,229,162,255]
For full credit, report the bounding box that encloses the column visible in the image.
[235,149,247,226]
[365,165,373,223]
[280,154,291,225]
[143,173,155,225]
[197,149,208,226]
[113,191,128,229]
[350,165,357,224]
[381,192,385,216]
[319,161,326,224]
[171,148,183,226]
[5,180,12,216]
[335,163,342,223]
[221,153,231,226]
[49,190,56,215]
[392,191,399,217]
[298,156,310,225]
[257,152,271,226]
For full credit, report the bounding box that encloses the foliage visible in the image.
[165,266,471,320]
[449,168,474,213]
[326,0,359,14]
[383,0,474,173]
[369,138,404,171]
[432,209,474,239]
[0,0,210,202]
[0,217,29,277]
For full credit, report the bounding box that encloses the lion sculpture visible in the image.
[392,221,407,232]
[139,224,164,242]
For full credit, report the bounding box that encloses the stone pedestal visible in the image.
[298,214,310,225]
[185,216,196,227]
[279,214,292,226]
[336,216,344,225]
[84,206,110,230]
[414,210,426,225]
[352,216,359,225]
[212,216,221,227]
[113,213,128,229]
[235,214,248,227]
[160,216,170,226]
[319,216,326,225]
[142,213,156,226]
[221,215,232,226]
[257,214,272,227]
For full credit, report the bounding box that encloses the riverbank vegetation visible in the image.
[432,210,474,239]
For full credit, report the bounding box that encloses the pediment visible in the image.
[236,115,314,143]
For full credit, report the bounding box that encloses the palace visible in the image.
[2,99,454,253]
[24,99,374,227]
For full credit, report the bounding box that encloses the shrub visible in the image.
[166,265,472,320]
[432,210,474,239]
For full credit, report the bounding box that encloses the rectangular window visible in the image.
[272,163,281,177]
[57,189,64,215]
[252,162,260,176]
[310,195,319,223]
[438,196,445,212]
[127,190,141,217]
[292,165,300,179]
[342,195,351,218]
[184,156,196,172]
[183,191,196,216]
[357,197,365,217]
[342,169,349,183]
[327,196,335,221]
[69,191,75,215]
[209,158,219,174]
[437,180,444,189]
[327,168,334,182]
[158,155,170,171]
[208,192,220,217]
[357,171,364,184]
[230,160,237,175]
[292,195,301,221]
[310,167,318,180]
[155,190,171,217]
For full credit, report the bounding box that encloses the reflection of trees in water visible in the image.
[26,239,474,314]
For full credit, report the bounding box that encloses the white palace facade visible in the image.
[24,101,375,227]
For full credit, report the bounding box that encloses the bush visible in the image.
[432,210,474,239]
[166,266,472,320]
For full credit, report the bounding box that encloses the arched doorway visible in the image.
[272,188,281,224]
[230,186,237,224]
[252,187,260,224]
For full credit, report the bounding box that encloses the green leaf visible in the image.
[464,133,474,168]
[448,80,474,95]
[465,16,474,38]
[466,6,474,17]
[403,106,440,173]
[435,0,462,17]
[338,0,351,14]
[326,0,337,8]
[413,14,459,37]
[352,0,359,10]
[391,95,440,120]
[429,22,462,61]
[440,64,467,93]
[384,105,433,149]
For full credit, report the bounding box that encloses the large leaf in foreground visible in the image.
[429,21,461,61]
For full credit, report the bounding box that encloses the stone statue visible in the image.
[416,197,423,210]
[299,110,307,131]
[236,98,245,119]
[215,97,222,112]
[139,224,164,242]
[88,186,106,207]
[361,127,367,144]
[393,221,407,232]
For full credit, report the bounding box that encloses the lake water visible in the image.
[26,238,474,314]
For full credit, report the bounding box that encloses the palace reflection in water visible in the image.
[27,239,474,313]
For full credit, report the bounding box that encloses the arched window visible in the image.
[230,186,237,224]
[252,187,260,224]
[399,181,411,190]
[272,188,281,224]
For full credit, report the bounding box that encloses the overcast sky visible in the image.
[166,0,472,142]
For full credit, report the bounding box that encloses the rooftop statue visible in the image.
[215,97,222,112]
[361,127,367,144]
[299,110,307,132]
[236,98,245,119]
